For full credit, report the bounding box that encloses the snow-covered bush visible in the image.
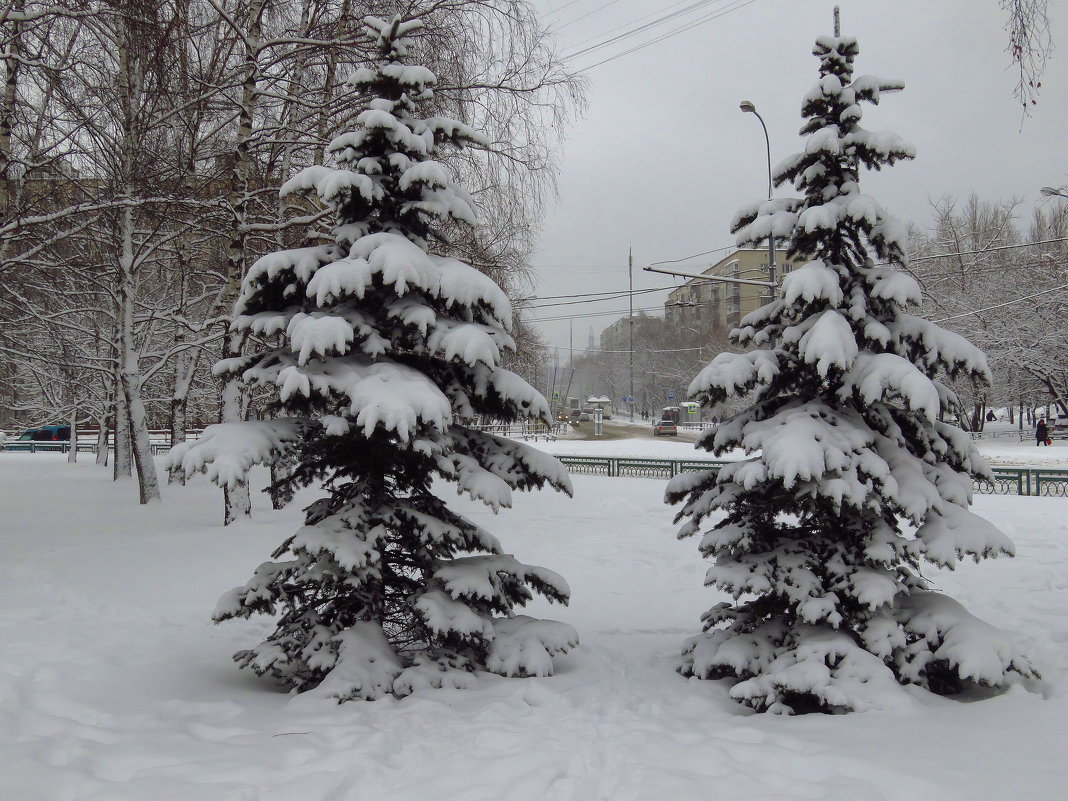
[667,32,1037,714]
[206,15,576,700]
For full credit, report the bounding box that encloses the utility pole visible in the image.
[628,247,635,421]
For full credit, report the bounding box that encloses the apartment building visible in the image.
[599,313,668,351]
[664,248,801,332]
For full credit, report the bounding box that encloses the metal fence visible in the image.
[5,442,1067,497]
[554,456,1068,497]
[1,441,173,455]
[471,422,566,441]
[556,456,725,479]
[1,421,565,455]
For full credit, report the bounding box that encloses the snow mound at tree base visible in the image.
[680,592,1039,714]
[306,616,578,701]
[485,615,580,677]
[893,591,1040,690]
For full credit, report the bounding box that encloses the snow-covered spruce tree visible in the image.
[209,15,577,700]
[666,33,1037,714]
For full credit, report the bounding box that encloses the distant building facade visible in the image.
[599,313,666,351]
[664,248,801,332]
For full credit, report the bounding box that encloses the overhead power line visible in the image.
[562,0,704,51]
[645,244,738,267]
[906,235,1068,265]
[543,0,587,18]
[562,0,731,62]
[527,303,669,323]
[548,344,711,354]
[933,283,1068,323]
[524,286,672,309]
[554,0,626,32]
[523,237,1068,320]
[579,0,759,71]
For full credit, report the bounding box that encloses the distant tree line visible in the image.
[0,0,583,505]
[907,194,1068,430]
[564,313,734,417]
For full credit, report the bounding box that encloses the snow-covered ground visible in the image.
[972,440,1068,468]
[2,450,1067,800]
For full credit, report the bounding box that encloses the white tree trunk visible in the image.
[0,0,23,222]
[67,408,77,464]
[167,348,197,485]
[112,12,160,504]
[217,0,268,526]
[119,204,160,504]
[113,373,132,479]
[123,372,161,503]
[95,413,109,466]
[220,353,250,523]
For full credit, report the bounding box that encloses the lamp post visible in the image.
[1040,186,1068,199]
[740,100,776,300]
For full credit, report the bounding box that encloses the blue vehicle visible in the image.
[18,425,71,442]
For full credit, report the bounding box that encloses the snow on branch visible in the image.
[168,419,310,490]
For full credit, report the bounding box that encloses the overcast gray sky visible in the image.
[524,0,1068,351]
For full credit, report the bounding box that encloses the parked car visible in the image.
[652,419,678,437]
[18,425,71,441]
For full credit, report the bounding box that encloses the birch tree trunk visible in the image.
[0,0,23,223]
[67,407,77,464]
[114,8,160,503]
[96,409,110,466]
[118,203,160,503]
[218,0,269,525]
[168,347,197,484]
[113,370,132,479]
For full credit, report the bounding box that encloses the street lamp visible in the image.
[740,100,776,299]
[1040,186,1067,199]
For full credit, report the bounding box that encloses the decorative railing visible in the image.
[1,441,173,454]
[5,443,1067,498]
[1034,469,1068,496]
[553,456,1068,497]
[555,456,727,479]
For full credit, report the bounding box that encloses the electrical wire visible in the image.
[548,344,712,353]
[523,286,670,308]
[578,0,759,71]
[527,304,664,323]
[932,283,1068,323]
[543,0,587,18]
[562,0,729,61]
[524,276,747,310]
[528,301,723,323]
[905,235,1068,265]
[523,239,1068,319]
[645,244,738,267]
[562,0,702,51]
[554,0,626,31]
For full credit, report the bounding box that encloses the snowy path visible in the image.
[2,453,1067,800]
